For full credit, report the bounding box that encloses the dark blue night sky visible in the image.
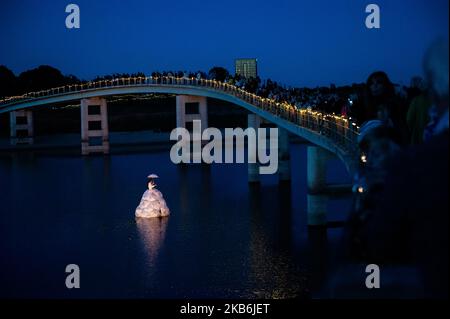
[0,0,448,87]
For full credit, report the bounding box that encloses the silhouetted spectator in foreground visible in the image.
[407,92,432,144]
[345,120,403,261]
[351,72,408,143]
[340,40,449,298]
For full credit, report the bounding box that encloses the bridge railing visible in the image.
[0,76,360,155]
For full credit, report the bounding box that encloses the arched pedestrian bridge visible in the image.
[0,76,360,194]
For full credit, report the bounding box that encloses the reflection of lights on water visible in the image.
[136,217,169,266]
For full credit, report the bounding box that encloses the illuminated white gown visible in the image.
[135,188,170,218]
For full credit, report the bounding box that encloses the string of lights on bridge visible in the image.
[0,76,360,152]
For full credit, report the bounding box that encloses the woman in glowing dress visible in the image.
[135,174,170,218]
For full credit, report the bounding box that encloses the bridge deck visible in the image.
[0,77,360,174]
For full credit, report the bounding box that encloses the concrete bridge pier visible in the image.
[80,97,109,155]
[307,145,333,194]
[307,145,353,225]
[176,95,208,131]
[248,113,261,183]
[10,110,34,145]
[307,194,328,226]
[176,95,208,161]
[278,127,291,183]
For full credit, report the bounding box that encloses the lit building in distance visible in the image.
[235,58,257,78]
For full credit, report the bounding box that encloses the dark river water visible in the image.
[0,142,352,299]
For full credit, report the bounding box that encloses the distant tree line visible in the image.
[0,65,79,98]
[0,65,149,99]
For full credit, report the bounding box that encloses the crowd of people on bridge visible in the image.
[148,67,422,124]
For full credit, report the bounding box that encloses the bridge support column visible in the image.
[80,97,109,155]
[176,95,208,161]
[278,127,291,183]
[10,110,34,145]
[307,145,333,194]
[248,113,261,183]
[176,95,208,130]
[307,194,328,226]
